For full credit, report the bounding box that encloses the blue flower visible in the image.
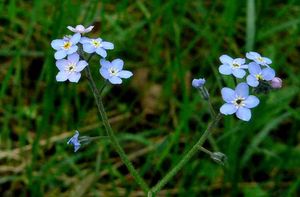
[220,83,259,121]
[51,33,81,60]
[67,24,94,34]
[192,78,206,88]
[246,62,275,87]
[246,51,272,66]
[80,37,114,58]
[218,55,248,78]
[99,59,133,84]
[67,130,81,152]
[55,53,88,83]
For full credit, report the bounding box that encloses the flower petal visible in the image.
[70,33,81,44]
[96,48,107,58]
[67,26,76,32]
[262,68,275,81]
[68,72,81,83]
[234,58,245,65]
[235,83,249,98]
[100,59,112,68]
[263,57,272,64]
[232,69,246,78]
[56,59,68,70]
[219,64,232,75]
[246,51,260,60]
[109,76,122,84]
[56,71,68,82]
[101,41,114,50]
[99,67,110,79]
[51,39,64,50]
[117,70,133,79]
[80,37,90,44]
[76,60,88,72]
[67,45,78,55]
[220,103,237,115]
[84,26,94,33]
[221,87,235,103]
[246,75,259,87]
[219,55,233,64]
[244,95,259,108]
[68,53,79,63]
[248,62,261,75]
[112,59,124,70]
[54,50,67,60]
[83,43,95,53]
[236,107,251,121]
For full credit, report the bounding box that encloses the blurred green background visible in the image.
[1,0,300,196]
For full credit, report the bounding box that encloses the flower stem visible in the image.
[84,65,149,193]
[150,113,222,194]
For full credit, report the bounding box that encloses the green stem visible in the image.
[150,113,222,194]
[84,65,149,193]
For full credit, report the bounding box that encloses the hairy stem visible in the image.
[84,65,149,193]
[150,113,222,194]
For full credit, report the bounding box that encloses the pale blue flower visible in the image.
[218,55,248,78]
[192,78,206,88]
[51,33,81,60]
[67,24,94,34]
[99,59,133,84]
[246,51,272,66]
[80,37,114,58]
[246,62,275,87]
[220,83,259,121]
[67,130,81,152]
[55,53,88,83]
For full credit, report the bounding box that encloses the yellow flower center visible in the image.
[63,41,72,50]
[255,74,263,80]
[257,57,263,62]
[91,39,101,48]
[232,63,240,68]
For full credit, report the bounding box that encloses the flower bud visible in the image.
[210,152,227,165]
[270,77,282,89]
[192,78,206,88]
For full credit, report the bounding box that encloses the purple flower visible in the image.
[220,83,259,121]
[271,77,282,89]
[246,62,275,87]
[80,37,114,58]
[67,130,81,152]
[67,24,94,34]
[51,33,81,60]
[218,55,248,78]
[99,59,133,84]
[246,51,272,66]
[55,53,88,83]
[192,78,206,88]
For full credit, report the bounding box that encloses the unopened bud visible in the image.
[271,77,282,89]
[210,152,227,166]
[192,78,206,88]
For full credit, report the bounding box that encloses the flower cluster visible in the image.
[218,52,281,121]
[51,24,133,84]
[193,52,282,122]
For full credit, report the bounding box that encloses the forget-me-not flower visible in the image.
[246,62,275,87]
[218,55,248,78]
[67,24,94,34]
[56,53,88,83]
[192,78,206,88]
[67,130,81,152]
[51,33,81,60]
[220,83,259,121]
[99,58,133,84]
[80,37,114,58]
[246,51,272,67]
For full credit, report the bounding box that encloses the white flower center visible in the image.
[108,67,118,76]
[62,41,72,50]
[233,97,245,108]
[65,63,76,73]
[91,39,101,48]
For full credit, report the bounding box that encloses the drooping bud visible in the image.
[270,77,282,89]
[210,152,227,166]
[192,78,206,88]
